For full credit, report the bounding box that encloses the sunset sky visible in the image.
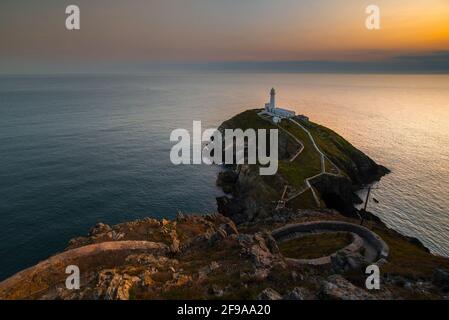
[1,0,448,72]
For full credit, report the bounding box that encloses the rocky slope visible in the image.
[216,109,389,223]
[1,211,447,300]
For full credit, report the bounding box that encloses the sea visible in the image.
[0,72,448,280]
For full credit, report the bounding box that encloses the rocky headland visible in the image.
[0,109,448,300]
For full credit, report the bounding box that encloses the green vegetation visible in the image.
[372,227,449,278]
[287,188,319,209]
[220,109,277,131]
[324,157,339,175]
[278,232,353,260]
[222,110,325,209]
[219,109,384,210]
[278,121,322,185]
[298,119,371,181]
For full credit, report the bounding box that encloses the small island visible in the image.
[1,96,448,300]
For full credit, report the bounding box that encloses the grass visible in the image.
[372,227,449,279]
[219,110,367,209]
[324,157,340,175]
[223,110,322,190]
[287,188,319,209]
[220,109,277,132]
[279,121,321,181]
[278,232,353,260]
[298,119,369,181]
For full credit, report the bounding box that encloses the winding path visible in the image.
[258,112,343,208]
[285,118,342,206]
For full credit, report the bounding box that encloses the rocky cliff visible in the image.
[1,109,447,300]
[1,211,448,300]
[216,109,390,223]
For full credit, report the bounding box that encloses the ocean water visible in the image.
[0,72,448,280]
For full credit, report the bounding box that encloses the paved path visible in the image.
[257,113,343,208]
[257,112,305,162]
[285,118,343,205]
[289,118,341,176]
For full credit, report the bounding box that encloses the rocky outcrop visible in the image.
[318,275,375,300]
[94,270,140,300]
[257,288,282,300]
[217,164,284,224]
[310,174,362,216]
[0,241,168,300]
[282,287,309,300]
[1,212,448,300]
[331,250,367,274]
[433,268,449,292]
[215,109,390,223]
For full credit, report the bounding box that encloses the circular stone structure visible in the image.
[271,221,389,266]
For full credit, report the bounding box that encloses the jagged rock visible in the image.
[386,274,407,287]
[319,275,374,300]
[209,284,224,297]
[208,228,227,245]
[216,196,232,217]
[94,270,139,300]
[209,261,220,270]
[125,253,178,270]
[252,268,270,281]
[433,268,449,292]
[89,223,112,236]
[219,222,239,236]
[217,170,238,185]
[238,233,273,269]
[291,271,298,281]
[198,261,220,281]
[143,217,160,225]
[139,271,154,287]
[166,274,192,288]
[176,211,186,221]
[331,250,366,273]
[170,237,180,253]
[262,232,279,254]
[376,258,388,267]
[5,210,448,301]
[110,230,125,241]
[257,288,282,300]
[283,287,308,300]
[216,170,238,194]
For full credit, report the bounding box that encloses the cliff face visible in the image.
[216,109,389,222]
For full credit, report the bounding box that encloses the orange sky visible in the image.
[0,0,448,63]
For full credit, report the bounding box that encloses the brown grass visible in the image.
[278,232,353,260]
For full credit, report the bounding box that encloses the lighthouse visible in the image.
[269,87,276,111]
[262,87,296,119]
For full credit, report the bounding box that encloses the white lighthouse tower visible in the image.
[269,87,275,111]
[262,87,296,119]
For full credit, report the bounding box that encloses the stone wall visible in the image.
[271,221,389,262]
